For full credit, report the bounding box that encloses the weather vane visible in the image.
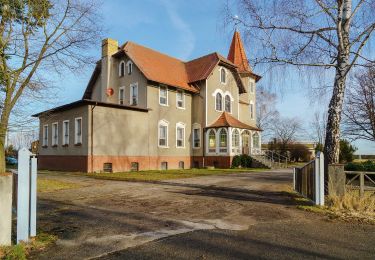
[233,15,240,31]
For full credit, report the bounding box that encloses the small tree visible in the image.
[289,143,311,162]
[270,116,303,155]
[0,0,103,173]
[256,86,279,138]
[339,139,357,163]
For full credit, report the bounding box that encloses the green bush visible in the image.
[231,154,252,168]
[345,160,375,172]
[339,139,357,163]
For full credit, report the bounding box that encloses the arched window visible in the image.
[225,95,231,113]
[119,61,125,77]
[208,129,216,153]
[220,68,226,84]
[219,128,227,153]
[127,61,133,75]
[232,129,240,153]
[158,120,169,147]
[253,132,260,148]
[216,93,223,111]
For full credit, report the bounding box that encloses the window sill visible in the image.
[176,146,185,149]
[176,106,185,110]
[52,145,58,148]
[158,145,169,149]
[74,143,82,146]
[159,103,169,107]
[62,144,69,147]
[193,147,201,150]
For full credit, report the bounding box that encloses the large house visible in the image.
[33,31,262,172]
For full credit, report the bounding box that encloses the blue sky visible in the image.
[41,0,374,154]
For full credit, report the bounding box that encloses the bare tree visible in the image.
[224,0,375,166]
[256,85,279,138]
[271,116,303,147]
[310,111,327,147]
[0,0,103,173]
[343,67,375,142]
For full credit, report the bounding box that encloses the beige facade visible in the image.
[35,32,262,172]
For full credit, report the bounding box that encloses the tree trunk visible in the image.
[0,103,11,174]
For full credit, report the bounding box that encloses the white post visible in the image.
[0,174,12,246]
[17,148,31,243]
[293,168,296,191]
[314,152,325,206]
[29,156,37,237]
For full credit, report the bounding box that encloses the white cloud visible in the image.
[160,0,196,60]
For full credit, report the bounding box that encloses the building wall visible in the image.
[38,106,89,156]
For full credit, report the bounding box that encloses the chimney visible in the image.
[101,38,118,102]
[102,38,119,57]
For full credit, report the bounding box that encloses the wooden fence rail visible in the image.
[345,171,375,197]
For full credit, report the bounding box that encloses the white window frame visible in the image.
[249,81,255,94]
[52,122,58,146]
[130,83,138,106]
[220,67,227,84]
[218,128,228,153]
[176,122,185,148]
[192,124,201,149]
[74,117,83,145]
[119,86,125,105]
[42,124,48,147]
[159,85,168,106]
[224,95,232,113]
[250,102,254,119]
[119,60,125,77]
[215,92,223,112]
[158,120,169,148]
[176,90,185,109]
[63,120,69,145]
[207,129,217,154]
[127,61,133,75]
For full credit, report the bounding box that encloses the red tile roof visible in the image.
[113,40,249,93]
[207,112,261,131]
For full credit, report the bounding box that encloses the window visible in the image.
[52,122,58,146]
[176,123,185,148]
[249,81,255,93]
[219,129,228,153]
[103,162,112,173]
[161,161,168,170]
[208,129,216,153]
[127,61,133,75]
[158,120,168,147]
[225,95,231,113]
[119,87,125,105]
[131,162,139,171]
[42,125,48,147]
[253,132,260,148]
[193,125,201,149]
[130,83,138,105]
[215,93,222,111]
[75,117,82,144]
[159,86,168,105]
[220,68,226,84]
[232,129,240,154]
[63,120,69,145]
[119,61,125,77]
[178,161,184,169]
[250,102,254,119]
[176,90,185,108]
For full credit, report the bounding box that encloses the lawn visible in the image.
[38,178,82,193]
[88,168,265,182]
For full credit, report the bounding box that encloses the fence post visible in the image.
[314,152,324,206]
[0,174,12,246]
[17,148,31,244]
[293,168,296,190]
[30,156,37,237]
[360,173,364,197]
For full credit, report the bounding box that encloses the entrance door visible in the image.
[241,131,250,155]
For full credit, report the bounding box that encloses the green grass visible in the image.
[38,178,82,193]
[88,168,265,182]
[0,232,57,260]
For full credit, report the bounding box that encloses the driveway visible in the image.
[33,169,375,259]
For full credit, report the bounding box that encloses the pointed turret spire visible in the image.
[227,30,251,73]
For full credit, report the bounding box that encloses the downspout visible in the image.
[90,103,97,173]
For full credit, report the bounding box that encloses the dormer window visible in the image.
[119,61,125,77]
[220,68,226,84]
[127,61,133,75]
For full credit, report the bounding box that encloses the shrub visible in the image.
[231,154,252,168]
[231,155,241,168]
[345,160,375,172]
[289,143,311,162]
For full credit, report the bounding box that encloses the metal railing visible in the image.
[254,150,290,168]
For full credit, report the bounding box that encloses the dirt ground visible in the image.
[32,169,375,260]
